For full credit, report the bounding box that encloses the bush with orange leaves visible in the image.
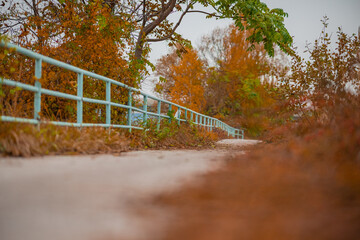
[0,0,140,123]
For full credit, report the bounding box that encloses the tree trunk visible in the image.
[134,0,177,61]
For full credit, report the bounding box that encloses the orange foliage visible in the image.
[168,48,206,112]
[156,25,282,136]
[1,0,139,123]
[223,26,267,104]
[156,47,206,112]
[204,25,271,115]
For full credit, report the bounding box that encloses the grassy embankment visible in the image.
[154,96,360,240]
[0,120,228,157]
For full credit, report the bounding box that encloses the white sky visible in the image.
[143,0,360,93]
[149,0,360,63]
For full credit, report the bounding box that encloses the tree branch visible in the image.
[146,2,193,43]
[187,10,222,18]
[134,0,177,59]
[142,0,176,35]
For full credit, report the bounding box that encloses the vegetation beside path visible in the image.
[155,98,360,240]
[0,121,228,157]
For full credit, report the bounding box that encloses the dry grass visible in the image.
[0,123,129,157]
[154,101,360,240]
[0,121,228,157]
[128,121,228,150]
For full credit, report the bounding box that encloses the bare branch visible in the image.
[146,2,193,43]
[187,10,222,18]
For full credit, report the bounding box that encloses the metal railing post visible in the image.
[143,95,148,125]
[185,109,188,122]
[157,100,161,130]
[195,114,198,125]
[34,58,42,121]
[177,107,180,126]
[127,89,132,132]
[106,81,111,126]
[77,72,83,125]
[168,104,172,123]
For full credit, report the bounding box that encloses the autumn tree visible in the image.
[156,25,269,116]
[199,25,271,116]
[155,24,286,135]
[118,0,293,60]
[1,0,293,125]
[154,48,180,99]
[155,47,205,112]
[1,0,293,62]
[0,0,137,122]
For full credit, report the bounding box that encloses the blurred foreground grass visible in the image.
[155,100,360,240]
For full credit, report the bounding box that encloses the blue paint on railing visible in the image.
[0,41,244,139]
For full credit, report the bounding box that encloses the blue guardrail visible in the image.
[0,41,244,139]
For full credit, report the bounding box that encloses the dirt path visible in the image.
[0,149,230,240]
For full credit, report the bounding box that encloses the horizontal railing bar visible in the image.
[1,78,38,92]
[0,116,39,124]
[109,125,143,130]
[146,112,170,119]
[1,114,237,135]
[48,121,83,127]
[82,97,108,105]
[2,78,80,101]
[49,121,144,130]
[111,102,130,110]
[131,106,148,114]
[0,116,143,130]
[41,89,80,101]
[142,95,182,108]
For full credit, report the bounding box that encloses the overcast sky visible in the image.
[149,0,360,62]
[143,0,360,93]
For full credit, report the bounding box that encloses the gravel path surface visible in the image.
[0,140,259,240]
[216,139,261,147]
[0,150,225,240]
